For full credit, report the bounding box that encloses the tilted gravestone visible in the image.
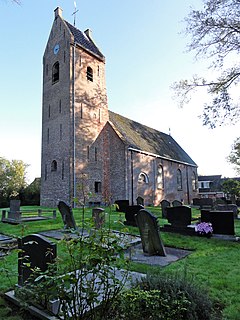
[58,201,77,230]
[18,234,57,286]
[135,209,166,256]
[166,206,192,227]
[124,205,144,227]
[160,200,171,218]
[201,210,235,235]
[172,200,182,207]
[115,200,129,213]
[92,208,105,229]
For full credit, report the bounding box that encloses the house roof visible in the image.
[64,21,104,60]
[109,111,197,166]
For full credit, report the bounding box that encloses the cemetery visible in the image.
[0,201,239,319]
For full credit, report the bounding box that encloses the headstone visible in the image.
[192,198,201,207]
[136,196,144,206]
[166,206,192,227]
[135,209,166,256]
[124,205,144,227]
[18,234,57,286]
[215,204,238,218]
[160,200,171,218]
[8,199,21,221]
[92,208,105,229]
[201,210,235,235]
[58,201,77,230]
[115,200,129,213]
[172,200,182,207]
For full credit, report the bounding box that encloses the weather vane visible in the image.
[72,1,79,27]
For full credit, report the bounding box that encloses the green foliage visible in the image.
[228,137,240,174]
[221,179,240,198]
[0,157,28,207]
[20,178,40,205]
[172,0,240,128]
[110,271,215,320]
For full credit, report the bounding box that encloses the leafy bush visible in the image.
[110,272,216,320]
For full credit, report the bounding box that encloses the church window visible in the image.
[48,105,51,118]
[46,64,48,76]
[47,128,50,144]
[192,172,197,191]
[87,66,93,82]
[97,65,100,76]
[60,124,62,141]
[87,146,90,160]
[138,172,149,184]
[95,147,97,161]
[64,51,66,63]
[52,62,59,84]
[59,99,62,113]
[157,165,164,189]
[61,161,64,180]
[177,169,182,190]
[95,181,102,193]
[80,103,83,119]
[51,160,57,172]
[44,164,47,181]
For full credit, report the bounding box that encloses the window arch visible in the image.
[157,165,164,189]
[177,169,182,190]
[192,171,197,191]
[52,62,59,84]
[138,172,149,184]
[87,66,93,82]
[51,160,57,172]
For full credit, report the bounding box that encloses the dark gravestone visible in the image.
[18,234,57,286]
[124,205,144,227]
[192,198,201,207]
[8,199,21,221]
[136,196,144,206]
[135,209,166,256]
[201,210,235,235]
[115,200,129,213]
[58,201,77,230]
[200,198,214,209]
[92,208,105,229]
[160,200,171,218]
[172,200,182,207]
[215,204,238,218]
[166,206,192,227]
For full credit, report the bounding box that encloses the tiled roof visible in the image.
[109,111,197,166]
[65,21,104,59]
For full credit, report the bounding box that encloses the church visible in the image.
[40,7,198,208]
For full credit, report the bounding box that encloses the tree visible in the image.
[228,137,240,174]
[221,178,240,198]
[0,157,28,206]
[172,0,240,128]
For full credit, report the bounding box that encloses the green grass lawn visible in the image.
[0,205,240,319]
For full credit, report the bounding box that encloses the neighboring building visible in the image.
[198,175,224,198]
[40,7,198,207]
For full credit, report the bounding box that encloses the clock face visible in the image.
[53,44,60,55]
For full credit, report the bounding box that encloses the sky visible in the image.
[0,0,239,183]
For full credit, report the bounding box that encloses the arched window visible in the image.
[52,62,59,84]
[138,172,149,184]
[177,169,182,190]
[87,66,93,82]
[157,165,164,189]
[192,171,197,191]
[51,160,57,172]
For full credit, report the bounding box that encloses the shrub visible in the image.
[110,272,215,320]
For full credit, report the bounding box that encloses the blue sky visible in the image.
[0,0,238,182]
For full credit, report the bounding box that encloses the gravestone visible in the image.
[92,208,105,229]
[58,201,77,230]
[8,199,21,221]
[124,205,144,227]
[166,206,192,227]
[172,200,182,207]
[136,196,144,206]
[115,200,129,213]
[215,204,238,218]
[160,200,171,218]
[192,198,201,207]
[201,210,235,235]
[135,209,166,256]
[18,234,57,286]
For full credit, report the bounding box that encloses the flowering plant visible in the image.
[195,222,213,237]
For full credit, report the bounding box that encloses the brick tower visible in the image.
[41,7,109,207]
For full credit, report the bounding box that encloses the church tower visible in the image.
[41,7,109,207]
